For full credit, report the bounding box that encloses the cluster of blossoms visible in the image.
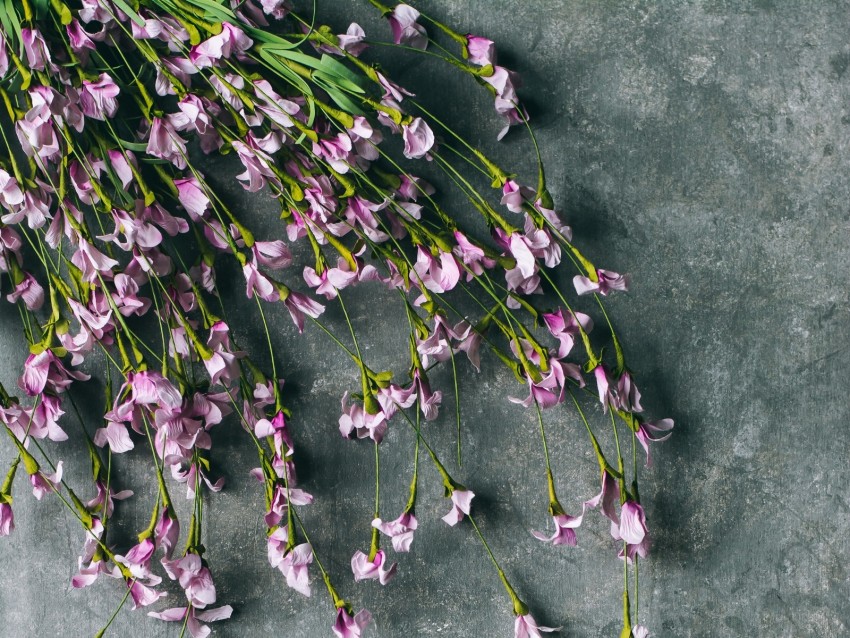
[0,1,671,637]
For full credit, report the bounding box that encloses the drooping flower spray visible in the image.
[0,1,672,636]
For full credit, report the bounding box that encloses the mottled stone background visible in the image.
[1,1,849,636]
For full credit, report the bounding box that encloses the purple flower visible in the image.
[618,501,648,545]
[282,290,325,333]
[162,552,217,608]
[388,4,427,49]
[501,179,532,213]
[80,73,120,120]
[259,0,291,20]
[453,231,497,279]
[0,32,8,77]
[267,530,313,596]
[413,246,460,296]
[372,511,418,552]
[615,371,643,413]
[0,169,23,209]
[514,613,560,637]
[333,607,373,638]
[573,269,630,296]
[20,350,88,397]
[21,29,54,72]
[149,605,233,638]
[155,507,180,559]
[592,365,616,413]
[338,23,368,56]
[93,421,134,453]
[127,580,166,610]
[584,469,620,525]
[7,273,44,311]
[442,488,474,526]
[0,501,13,536]
[66,20,96,61]
[636,418,674,467]
[532,510,584,546]
[339,392,388,443]
[146,117,188,169]
[542,308,593,359]
[115,539,158,581]
[191,22,253,67]
[402,118,435,159]
[351,549,397,585]
[466,35,496,67]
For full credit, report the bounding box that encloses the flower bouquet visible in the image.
[0,1,672,636]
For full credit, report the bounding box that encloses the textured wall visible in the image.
[1,1,849,636]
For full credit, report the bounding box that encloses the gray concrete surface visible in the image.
[2,1,850,636]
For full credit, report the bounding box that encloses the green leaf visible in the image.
[1,0,24,57]
[313,74,365,115]
[181,0,237,22]
[117,139,148,152]
[110,0,146,26]
[317,54,367,93]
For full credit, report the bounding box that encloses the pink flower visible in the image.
[351,549,397,585]
[333,607,372,638]
[267,530,313,596]
[253,240,292,269]
[592,365,616,412]
[402,117,435,159]
[372,511,418,552]
[20,350,88,396]
[259,0,291,20]
[93,421,134,453]
[338,23,368,56]
[0,501,14,536]
[21,29,54,72]
[532,510,584,546]
[514,613,560,637]
[7,273,44,310]
[618,501,648,545]
[413,369,442,421]
[128,580,166,609]
[635,418,674,467]
[66,20,96,61]
[388,4,427,49]
[174,177,210,222]
[80,73,120,120]
[243,261,279,302]
[203,321,244,387]
[263,484,313,528]
[584,469,620,525]
[632,625,650,638]
[453,231,496,279]
[442,488,474,526]
[542,308,593,359]
[466,35,496,66]
[0,169,23,208]
[128,370,183,410]
[573,269,630,296]
[191,22,253,67]
[615,371,643,413]
[146,117,188,169]
[0,32,8,77]
[162,552,217,608]
[114,539,158,581]
[282,290,325,333]
[233,139,278,192]
[155,507,180,559]
[149,605,233,638]
[339,392,388,443]
[413,246,460,295]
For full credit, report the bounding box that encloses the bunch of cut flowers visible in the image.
[0,1,672,636]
